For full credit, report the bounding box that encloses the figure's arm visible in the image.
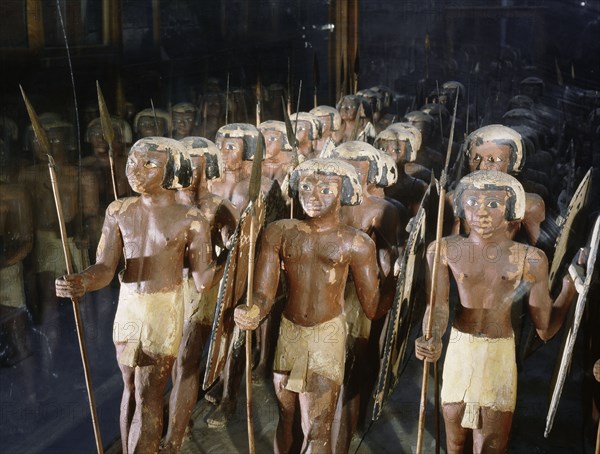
[522,193,545,245]
[526,247,576,341]
[55,201,123,298]
[415,240,450,362]
[234,222,283,330]
[375,202,402,278]
[351,231,394,320]
[214,198,240,249]
[188,215,218,292]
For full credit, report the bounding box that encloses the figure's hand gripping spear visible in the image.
[416,88,460,454]
[20,86,104,454]
[96,81,118,201]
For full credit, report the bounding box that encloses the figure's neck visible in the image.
[467,228,508,246]
[140,190,175,207]
[306,208,340,232]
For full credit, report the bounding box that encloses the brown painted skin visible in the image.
[235,172,395,453]
[378,137,429,217]
[162,154,239,452]
[208,135,272,217]
[172,110,196,140]
[335,96,361,144]
[314,113,338,155]
[450,141,546,245]
[294,119,317,159]
[261,128,295,184]
[415,188,576,454]
[84,121,130,202]
[55,146,216,454]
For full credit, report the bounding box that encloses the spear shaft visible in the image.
[416,88,459,454]
[20,86,103,453]
[96,81,118,201]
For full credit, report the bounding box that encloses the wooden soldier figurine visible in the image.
[205,123,272,427]
[163,137,238,453]
[321,142,403,453]
[258,120,295,184]
[462,124,545,245]
[376,126,429,216]
[198,92,227,140]
[234,158,395,453]
[290,111,323,160]
[0,139,34,367]
[415,171,577,454]
[208,123,271,216]
[336,95,376,144]
[309,105,342,155]
[171,102,200,140]
[133,108,171,139]
[386,122,433,183]
[83,117,131,204]
[55,137,216,453]
[18,120,99,325]
[402,110,444,176]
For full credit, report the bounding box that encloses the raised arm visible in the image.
[526,247,576,341]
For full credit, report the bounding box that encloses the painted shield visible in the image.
[548,168,592,292]
[522,168,592,360]
[202,193,266,390]
[545,214,599,437]
[373,181,432,420]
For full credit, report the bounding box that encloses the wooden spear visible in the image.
[96,81,118,201]
[244,129,264,454]
[282,95,300,219]
[416,87,460,454]
[255,73,262,127]
[20,85,104,454]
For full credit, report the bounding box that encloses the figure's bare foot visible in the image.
[251,363,270,384]
[204,379,223,405]
[206,399,236,428]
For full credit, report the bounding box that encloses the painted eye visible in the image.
[144,161,158,169]
[495,156,503,162]
[321,188,332,194]
[300,183,310,191]
[466,198,477,207]
[487,201,500,208]
[472,155,481,161]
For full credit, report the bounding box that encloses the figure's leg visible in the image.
[117,361,135,454]
[273,372,298,454]
[127,356,174,453]
[163,320,208,452]
[442,402,469,454]
[332,336,367,454]
[206,335,244,428]
[299,373,341,454]
[473,408,513,454]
